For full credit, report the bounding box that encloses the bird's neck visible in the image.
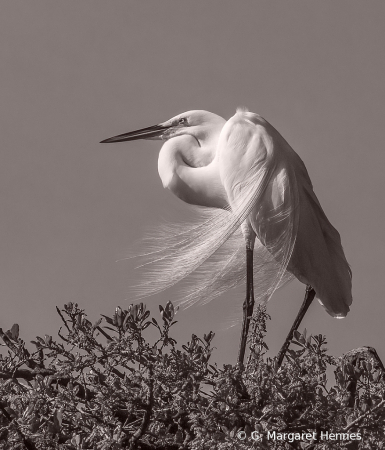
[158,135,228,209]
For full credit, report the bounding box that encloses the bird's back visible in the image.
[218,110,352,317]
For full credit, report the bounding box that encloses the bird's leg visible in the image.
[238,245,255,369]
[276,285,316,367]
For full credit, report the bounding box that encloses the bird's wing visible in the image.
[214,118,299,306]
[218,116,352,318]
[287,176,352,317]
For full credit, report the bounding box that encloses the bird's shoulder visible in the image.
[220,116,271,155]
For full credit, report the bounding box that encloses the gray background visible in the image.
[1,1,384,365]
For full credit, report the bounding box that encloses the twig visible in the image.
[56,306,71,333]
[0,368,54,380]
[343,398,385,431]
[96,326,113,341]
[129,368,154,450]
[0,369,93,401]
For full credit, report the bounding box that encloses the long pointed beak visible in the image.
[100,124,170,144]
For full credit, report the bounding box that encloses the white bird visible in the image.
[101,108,352,367]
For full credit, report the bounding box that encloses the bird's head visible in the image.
[100,110,225,144]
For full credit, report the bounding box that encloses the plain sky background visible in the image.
[1,1,385,366]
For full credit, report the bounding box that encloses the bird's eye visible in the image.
[178,118,186,124]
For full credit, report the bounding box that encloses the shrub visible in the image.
[0,302,384,449]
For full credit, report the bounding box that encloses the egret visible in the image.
[101,108,352,367]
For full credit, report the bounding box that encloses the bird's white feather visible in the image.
[129,204,294,310]
[129,114,299,313]
[122,108,351,321]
